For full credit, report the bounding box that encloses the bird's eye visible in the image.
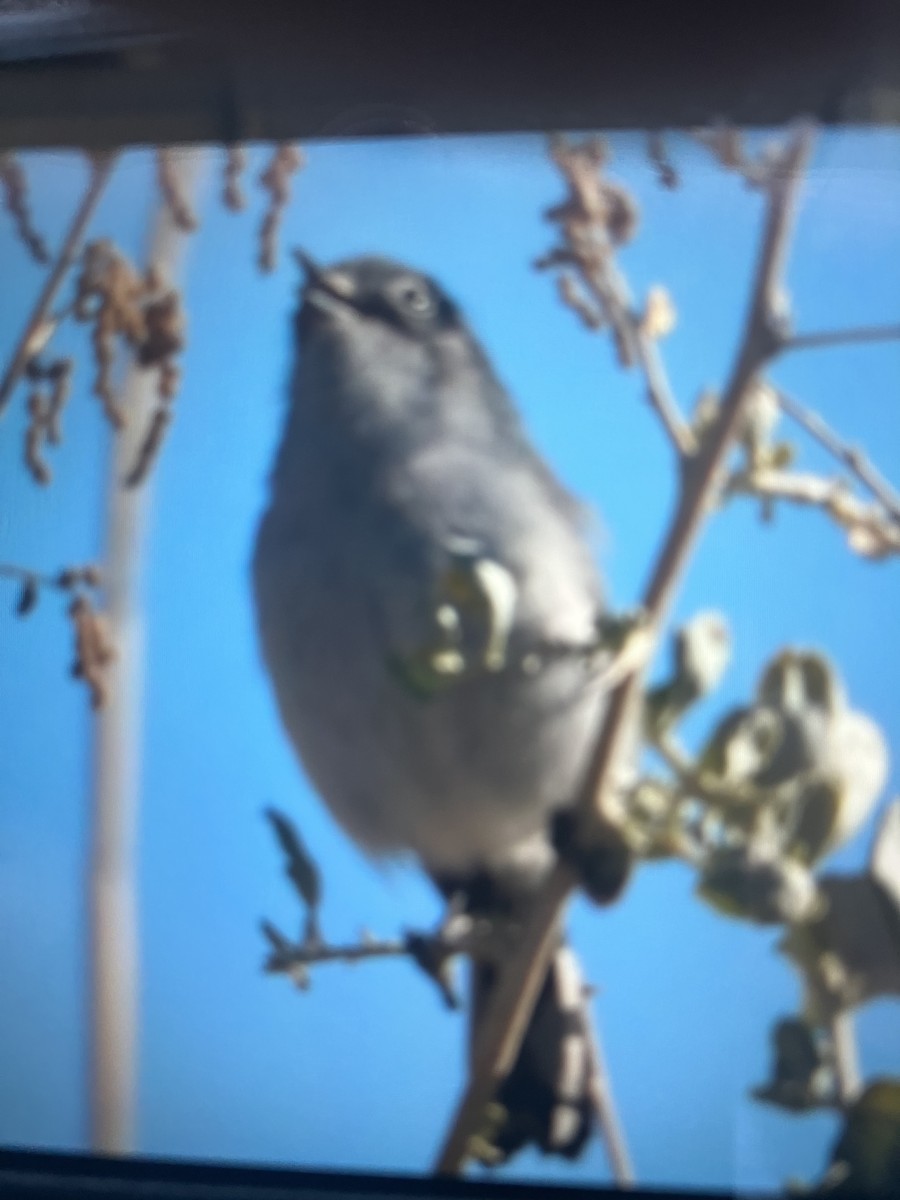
[395,279,436,318]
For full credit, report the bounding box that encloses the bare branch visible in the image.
[786,324,900,353]
[537,138,696,456]
[435,120,816,1179]
[264,922,465,982]
[0,153,118,419]
[777,389,900,521]
[263,923,407,972]
[584,1012,635,1185]
[263,910,480,1012]
[728,467,900,559]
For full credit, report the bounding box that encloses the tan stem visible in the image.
[88,148,206,1154]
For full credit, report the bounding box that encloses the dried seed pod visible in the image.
[156,148,199,232]
[15,575,40,617]
[124,406,173,488]
[68,593,116,709]
[0,151,50,263]
[223,145,248,211]
[258,143,306,272]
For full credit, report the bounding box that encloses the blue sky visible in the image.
[1,129,899,1194]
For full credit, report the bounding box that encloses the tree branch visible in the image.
[586,254,696,456]
[539,139,696,457]
[584,1011,635,1185]
[786,324,900,353]
[727,467,900,559]
[434,120,816,1179]
[777,389,900,521]
[262,916,477,1011]
[0,153,118,418]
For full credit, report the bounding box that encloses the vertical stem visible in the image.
[88,148,206,1154]
[585,1014,634,1185]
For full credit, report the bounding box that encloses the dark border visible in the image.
[0,2,898,150]
[0,1149,747,1200]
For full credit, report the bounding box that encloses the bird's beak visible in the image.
[293,249,357,309]
[293,248,327,287]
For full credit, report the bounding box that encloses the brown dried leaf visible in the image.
[124,406,173,489]
[0,151,50,264]
[157,148,199,232]
[69,593,116,709]
[15,576,39,617]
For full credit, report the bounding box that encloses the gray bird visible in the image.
[253,253,619,1160]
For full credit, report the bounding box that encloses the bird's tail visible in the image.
[471,940,596,1163]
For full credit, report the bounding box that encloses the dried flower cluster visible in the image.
[2,561,114,707]
[22,357,73,484]
[536,135,691,454]
[71,240,186,483]
[68,591,116,709]
[0,151,50,263]
[258,143,305,272]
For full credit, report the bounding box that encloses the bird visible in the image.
[252,252,624,1161]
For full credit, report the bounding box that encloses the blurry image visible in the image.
[1,128,899,1194]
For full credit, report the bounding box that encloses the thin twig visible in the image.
[728,468,900,559]
[777,389,900,520]
[539,139,696,456]
[263,909,478,1011]
[584,1011,634,1185]
[0,153,118,418]
[786,324,900,353]
[0,562,101,590]
[263,926,408,970]
[434,121,816,1178]
[578,248,695,456]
